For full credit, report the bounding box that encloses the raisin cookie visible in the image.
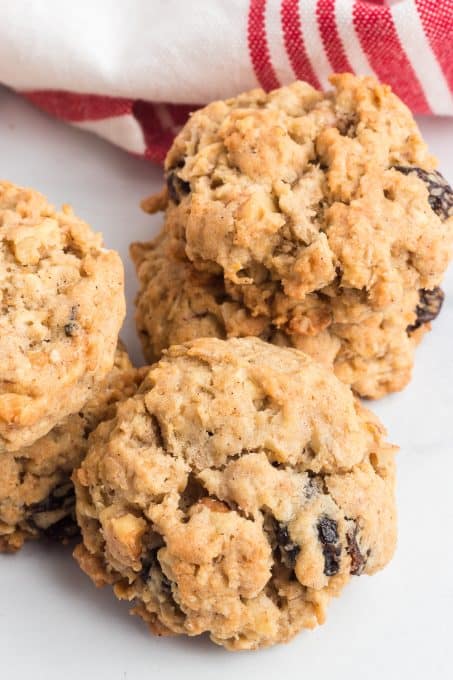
[0,181,125,451]
[74,337,397,650]
[142,74,453,398]
[0,345,145,552]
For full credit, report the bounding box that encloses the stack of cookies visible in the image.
[1,74,452,652]
[0,181,137,551]
[133,73,452,399]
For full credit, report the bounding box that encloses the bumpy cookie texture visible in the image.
[74,337,397,650]
[0,345,145,553]
[130,233,435,382]
[131,235,271,363]
[0,181,125,450]
[143,74,453,398]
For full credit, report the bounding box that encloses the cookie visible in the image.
[130,232,416,395]
[0,345,146,552]
[74,337,397,650]
[142,74,453,398]
[0,181,125,451]
[131,234,265,363]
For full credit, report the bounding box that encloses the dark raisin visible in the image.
[173,159,186,170]
[323,549,340,575]
[275,523,300,568]
[140,548,159,581]
[346,524,368,576]
[28,483,74,515]
[28,484,77,540]
[317,516,338,543]
[64,305,80,337]
[43,514,79,542]
[407,287,444,334]
[317,516,341,577]
[166,172,190,205]
[64,321,79,337]
[393,166,453,220]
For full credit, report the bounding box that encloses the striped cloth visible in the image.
[1,0,451,163]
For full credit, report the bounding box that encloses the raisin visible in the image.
[28,484,77,539]
[317,516,341,577]
[317,516,338,543]
[275,523,300,568]
[393,166,453,221]
[166,171,190,205]
[140,548,158,581]
[28,483,74,515]
[43,514,79,542]
[346,524,368,576]
[407,287,444,334]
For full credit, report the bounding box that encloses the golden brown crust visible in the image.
[0,181,126,450]
[74,337,397,650]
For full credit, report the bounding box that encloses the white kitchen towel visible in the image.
[0,0,451,162]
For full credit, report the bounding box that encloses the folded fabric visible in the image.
[1,0,451,163]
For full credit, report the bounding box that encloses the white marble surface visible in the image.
[0,86,452,680]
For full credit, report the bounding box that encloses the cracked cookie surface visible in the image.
[141,74,453,398]
[0,181,125,450]
[131,232,435,396]
[74,337,397,650]
[0,345,145,552]
[131,234,271,363]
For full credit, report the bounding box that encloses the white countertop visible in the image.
[0,86,452,680]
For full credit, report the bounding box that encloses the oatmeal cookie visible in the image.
[131,233,421,394]
[142,74,452,398]
[0,345,145,552]
[0,181,125,450]
[131,234,270,363]
[74,337,397,650]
